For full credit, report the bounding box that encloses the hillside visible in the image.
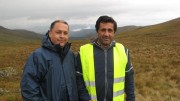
[0,17,180,101]
[0,25,139,42]
[113,17,180,101]
[0,26,42,44]
[118,17,180,36]
[71,17,180,101]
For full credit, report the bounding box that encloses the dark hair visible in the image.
[95,15,117,32]
[50,20,69,31]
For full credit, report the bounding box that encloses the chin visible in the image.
[103,41,111,44]
[60,44,65,47]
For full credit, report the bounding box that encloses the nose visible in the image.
[104,30,109,36]
[59,33,65,38]
[60,34,64,37]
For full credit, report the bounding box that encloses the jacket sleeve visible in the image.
[20,52,43,101]
[125,49,135,101]
[76,53,91,101]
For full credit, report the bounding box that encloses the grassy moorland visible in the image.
[0,17,180,101]
[114,17,180,101]
[0,42,40,101]
[71,27,180,101]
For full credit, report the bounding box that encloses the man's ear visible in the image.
[49,31,52,37]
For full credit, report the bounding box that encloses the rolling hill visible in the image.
[71,17,180,101]
[0,26,42,44]
[118,17,180,36]
[0,17,179,100]
[0,24,139,41]
[113,17,180,101]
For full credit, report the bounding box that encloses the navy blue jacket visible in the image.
[21,33,78,101]
[76,40,135,101]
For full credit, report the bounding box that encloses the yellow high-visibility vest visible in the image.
[80,43,127,101]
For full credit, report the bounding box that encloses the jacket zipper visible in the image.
[61,60,69,101]
[104,50,108,101]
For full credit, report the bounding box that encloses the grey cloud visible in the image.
[0,0,180,31]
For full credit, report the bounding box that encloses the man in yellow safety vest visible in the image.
[76,15,135,101]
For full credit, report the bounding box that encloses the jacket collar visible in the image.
[41,31,56,51]
[92,38,116,50]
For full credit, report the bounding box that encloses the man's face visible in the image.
[97,22,115,47]
[49,22,69,47]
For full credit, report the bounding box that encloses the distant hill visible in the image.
[0,17,179,101]
[118,17,180,37]
[0,17,179,43]
[71,17,180,40]
[70,25,139,40]
[116,25,140,34]
[113,18,180,101]
[0,26,42,44]
[70,29,96,39]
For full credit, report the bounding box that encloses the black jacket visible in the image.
[21,32,78,101]
[76,40,135,101]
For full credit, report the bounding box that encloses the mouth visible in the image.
[57,39,64,42]
[103,38,110,41]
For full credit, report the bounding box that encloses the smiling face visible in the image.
[49,22,69,48]
[97,22,115,48]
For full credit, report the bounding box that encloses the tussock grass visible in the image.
[115,23,180,100]
[0,42,40,101]
[0,32,179,100]
[0,18,180,100]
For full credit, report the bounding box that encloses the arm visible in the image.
[20,52,43,101]
[125,49,135,101]
[76,53,91,101]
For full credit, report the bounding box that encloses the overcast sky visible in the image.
[0,0,180,31]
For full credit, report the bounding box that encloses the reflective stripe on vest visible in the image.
[113,43,127,101]
[80,43,127,101]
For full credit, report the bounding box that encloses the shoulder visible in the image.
[32,47,46,56]
[29,47,53,60]
[115,42,125,47]
[68,49,76,57]
[80,43,92,47]
[115,42,129,53]
[80,43,93,50]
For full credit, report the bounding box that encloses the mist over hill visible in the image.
[69,25,140,40]
[27,24,95,34]
[0,17,179,42]
[24,24,139,39]
[0,24,139,41]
